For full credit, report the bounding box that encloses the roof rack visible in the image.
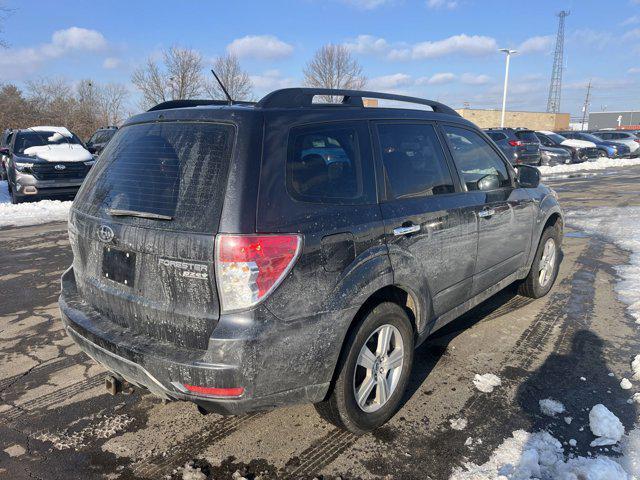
[147,99,256,112]
[256,88,460,116]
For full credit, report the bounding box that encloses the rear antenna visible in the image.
[210,69,233,105]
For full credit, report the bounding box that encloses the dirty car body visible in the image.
[60,88,563,429]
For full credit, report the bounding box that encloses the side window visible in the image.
[377,123,454,200]
[287,122,373,204]
[442,125,511,192]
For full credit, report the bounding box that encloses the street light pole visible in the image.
[499,49,517,128]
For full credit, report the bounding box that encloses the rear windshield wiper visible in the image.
[107,208,173,220]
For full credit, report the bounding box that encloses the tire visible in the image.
[598,149,608,158]
[519,225,561,298]
[315,302,414,434]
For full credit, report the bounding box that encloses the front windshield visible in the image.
[546,133,567,144]
[579,133,601,143]
[14,131,82,155]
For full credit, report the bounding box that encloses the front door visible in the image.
[440,125,534,296]
[374,122,479,329]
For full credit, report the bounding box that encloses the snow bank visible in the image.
[539,398,565,417]
[450,429,630,479]
[567,207,640,325]
[632,355,640,381]
[0,182,71,227]
[589,404,625,447]
[539,156,640,176]
[473,373,502,393]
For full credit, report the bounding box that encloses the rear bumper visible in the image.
[59,267,348,414]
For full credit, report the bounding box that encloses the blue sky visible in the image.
[1,0,639,117]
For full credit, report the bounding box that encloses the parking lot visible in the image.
[0,165,638,479]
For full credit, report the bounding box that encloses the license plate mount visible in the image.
[102,247,135,287]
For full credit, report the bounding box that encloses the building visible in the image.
[588,111,640,131]
[455,108,570,131]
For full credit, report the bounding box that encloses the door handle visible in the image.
[393,224,421,236]
[478,208,496,219]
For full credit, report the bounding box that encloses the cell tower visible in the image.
[546,10,570,113]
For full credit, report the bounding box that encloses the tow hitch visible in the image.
[105,375,134,395]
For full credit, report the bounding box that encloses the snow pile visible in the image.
[632,355,640,381]
[539,156,640,176]
[179,462,207,480]
[539,398,565,417]
[0,182,71,227]
[567,207,640,324]
[473,373,502,393]
[450,429,629,479]
[589,404,625,447]
[450,418,468,430]
[620,378,633,390]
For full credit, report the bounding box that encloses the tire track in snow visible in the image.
[131,412,264,478]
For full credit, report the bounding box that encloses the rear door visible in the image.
[374,121,478,324]
[69,121,236,350]
[441,124,534,296]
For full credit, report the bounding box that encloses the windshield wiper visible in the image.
[108,208,173,220]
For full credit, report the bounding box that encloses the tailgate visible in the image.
[69,121,235,350]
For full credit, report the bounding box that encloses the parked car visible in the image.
[0,128,12,181]
[86,126,118,156]
[484,128,541,165]
[535,131,597,163]
[558,131,630,158]
[60,88,563,434]
[1,126,95,203]
[592,130,640,157]
[540,145,572,166]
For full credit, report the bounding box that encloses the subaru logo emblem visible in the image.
[97,225,115,243]
[54,164,66,170]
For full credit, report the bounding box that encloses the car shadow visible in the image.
[401,282,525,408]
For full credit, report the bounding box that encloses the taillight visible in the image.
[215,234,301,312]
[508,140,523,147]
[183,384,244,397]
[634,139,640,144]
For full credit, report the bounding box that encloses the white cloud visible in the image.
[621,15,640,26]
[346,33,497,61]
[249,69,296,93]
[0,27,109,79]
[227,35,293,60]
[344,35,390,55]
[460,73,491,85]
[102,57,121,69]
[343,0,393,9]
[623,28,640,40]
[405,34,497,60]
[517,35,554,54]
[368,73,412,89]
[426,0,459,9]
[417,72,457,85]
[629,67,640,74]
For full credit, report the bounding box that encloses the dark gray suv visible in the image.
[60,88,563,433]
[484,128,542,165]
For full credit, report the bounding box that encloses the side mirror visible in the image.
[0,147,9,156]
[516,164,541,188]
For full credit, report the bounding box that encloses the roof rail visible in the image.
[256,88,460,117]
[147,99,256,112]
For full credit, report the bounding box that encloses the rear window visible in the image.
[74,122,235,233]
[486,132,506,142]
[514,130,539,143]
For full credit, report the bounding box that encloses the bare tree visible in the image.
[131,46,204,108]
[204,54,253,101]
[97,83,129,126]
[303,44,366,102]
